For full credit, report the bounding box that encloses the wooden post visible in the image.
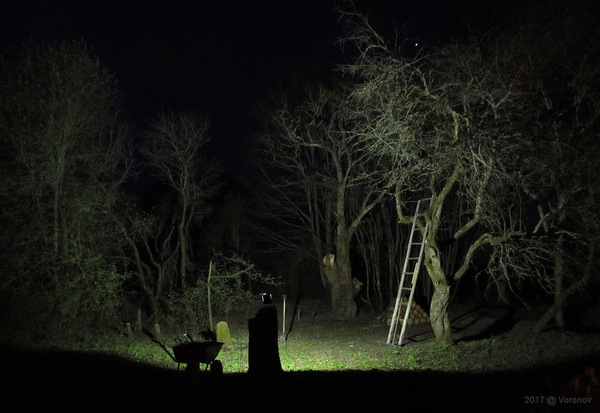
[281,295,287,341]
[207,261,214,332]
[126,322,133,338]
[154,323,161,340]
[136,309,142,332]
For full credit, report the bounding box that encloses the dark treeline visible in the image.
[1,2,599,344]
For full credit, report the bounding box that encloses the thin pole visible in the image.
[282,295,287,339]
[208,261,214,332]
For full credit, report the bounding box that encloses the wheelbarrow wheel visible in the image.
[210,360,223,377]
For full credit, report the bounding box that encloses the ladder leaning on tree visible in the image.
[386,198,431,346]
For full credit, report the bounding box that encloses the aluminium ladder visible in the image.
[386,198,430,346]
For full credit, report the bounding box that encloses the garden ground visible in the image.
[1,301,599,412]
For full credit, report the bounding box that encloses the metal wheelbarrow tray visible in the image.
[171,341,224,372]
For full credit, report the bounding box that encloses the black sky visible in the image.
[1,0,532,162]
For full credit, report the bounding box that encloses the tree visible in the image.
[142,111,218,290]
[116,205,178,319]
[257,83,386,318]
[341,5,600,342]
[0,40,129,331]
[498,8,600,332]
[341,12,543,344]
[354,196,407,311]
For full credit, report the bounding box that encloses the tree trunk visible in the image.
[322,177,357,319]
[179,201,188,290]
[323,249,356,319]
[533,234,592,334]
[125,233,163,320]
[425,242,454,345]
[313,232,329,292]
[430,282,453,344]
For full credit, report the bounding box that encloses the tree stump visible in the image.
[248,305,282,375]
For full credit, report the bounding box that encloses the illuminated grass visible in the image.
[8,319,599,375]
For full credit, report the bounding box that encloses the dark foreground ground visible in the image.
[1,345,598,413]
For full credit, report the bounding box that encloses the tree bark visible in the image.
[425,242,454,345]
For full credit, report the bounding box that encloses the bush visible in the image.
[58,250,127,332]
[164,253,277,330]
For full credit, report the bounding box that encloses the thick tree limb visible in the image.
[453,233,492,280]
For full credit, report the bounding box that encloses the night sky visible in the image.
[1,0,531,164]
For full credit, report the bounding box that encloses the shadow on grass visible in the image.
[455,306,519,343]
[1,345,597,413]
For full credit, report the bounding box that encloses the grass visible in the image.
[134,331,588,373]
[3,316,599,376]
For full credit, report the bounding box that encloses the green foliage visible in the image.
[208,253,278,314]
[163,253,277,329]
[59,247,128,330]
[164,280,209,329]
[0,43,123,267]
[0,40,128,339]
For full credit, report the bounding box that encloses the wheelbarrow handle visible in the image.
[143,328,178,363]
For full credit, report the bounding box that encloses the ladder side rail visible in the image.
[397,276,419,345]
[401,206,421,275]
[386,199,425,345]
[386,203,421,344]
[397,219,430,345]
[386,278,405,344]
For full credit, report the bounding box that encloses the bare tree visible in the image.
[142,111,218,290]
[355,196,407,311]
[116,206,178,319]
[257,83,386,318]
[340,4,600,342]
[340,12,544,344]
[499,10,600,332]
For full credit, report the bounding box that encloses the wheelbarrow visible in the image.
[144,329,224,375]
